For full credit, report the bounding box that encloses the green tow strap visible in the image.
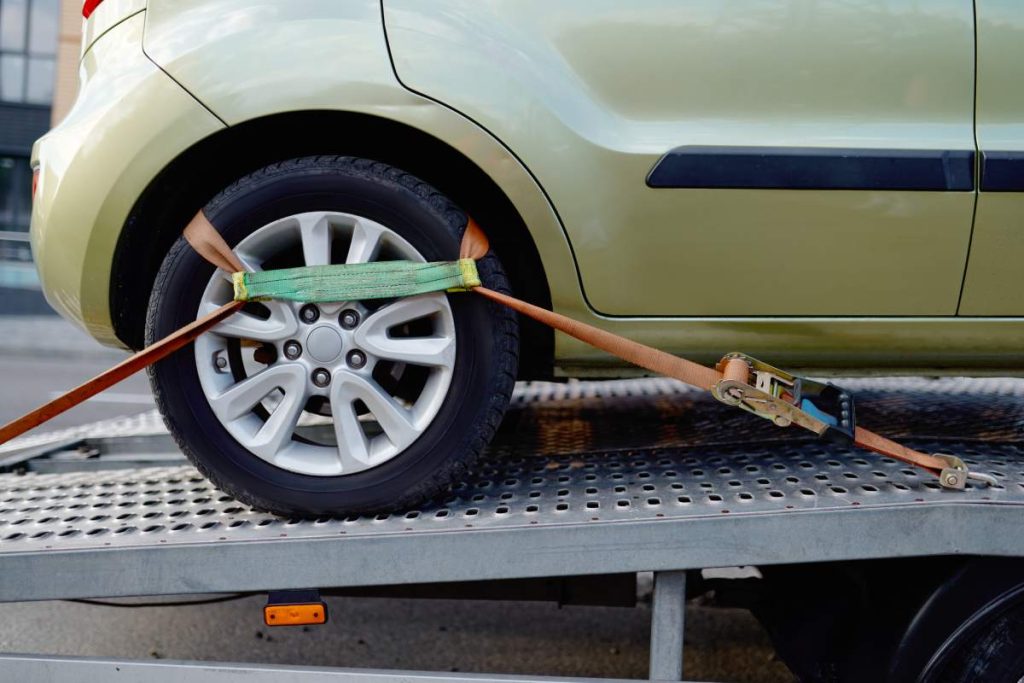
[232,258,481,303]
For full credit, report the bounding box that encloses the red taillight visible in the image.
[82,0,104,18]
[31,168,39,200]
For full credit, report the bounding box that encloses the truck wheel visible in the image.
[887,558,1024,683]
[932,606,1024,682]
[146,156,518,517]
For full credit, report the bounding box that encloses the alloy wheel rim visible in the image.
[194,211,457,477]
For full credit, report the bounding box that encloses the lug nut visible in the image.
[299,304,320,323]
[283,340,302,360]
[340,309,360,330]
[311,368,331,388]
[347,350,367,369]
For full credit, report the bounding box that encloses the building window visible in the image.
[0,0,58,105]
[0,155,31,230]
[0,155,33,261]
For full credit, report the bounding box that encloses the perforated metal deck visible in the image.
[0,379,1022,604]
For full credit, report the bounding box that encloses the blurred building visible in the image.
[0,0,80,308]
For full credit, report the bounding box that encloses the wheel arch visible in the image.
[111,110,554,379]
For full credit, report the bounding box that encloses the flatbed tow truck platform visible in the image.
[0,378,1022,681]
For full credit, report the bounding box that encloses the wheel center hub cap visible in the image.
[306,325,344,363]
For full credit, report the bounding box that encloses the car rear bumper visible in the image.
[31,11,222,346]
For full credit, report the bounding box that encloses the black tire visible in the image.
[146,156,518,517]
[930,602,1024,683]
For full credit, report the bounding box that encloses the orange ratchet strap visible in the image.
[464,219,994,490]
[0,299,244,444]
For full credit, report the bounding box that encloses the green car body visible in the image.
[31,0,1024,377]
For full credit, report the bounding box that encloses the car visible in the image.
[30,0,1024,516]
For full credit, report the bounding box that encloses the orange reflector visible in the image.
[264,603,327,627]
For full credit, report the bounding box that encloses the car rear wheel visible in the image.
[146,156,518,517]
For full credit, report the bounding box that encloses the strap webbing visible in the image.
[474,286,723,391]
[474,286,946,475]
[457,218,949,476]
[0,300,244,444]
[233,259,480,303]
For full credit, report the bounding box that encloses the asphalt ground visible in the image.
[0,316,154,430]
[0,312,793,682]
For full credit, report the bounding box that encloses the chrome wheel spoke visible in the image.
[345,218,385,264]
[329,380,373,470]
[359,294,448,328]
[361,384,419,450]
[204,300,298,342]
[361,334,454,369]
[299,213,332,267]
[236,251,260,272]
[218,249,261,283]
[249,379,307,459]
[355,295,454,368]
[208,364,307,423]
[331,373,419,452]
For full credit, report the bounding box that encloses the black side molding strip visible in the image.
[646,146,975,191]
[980,152,1024,192]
